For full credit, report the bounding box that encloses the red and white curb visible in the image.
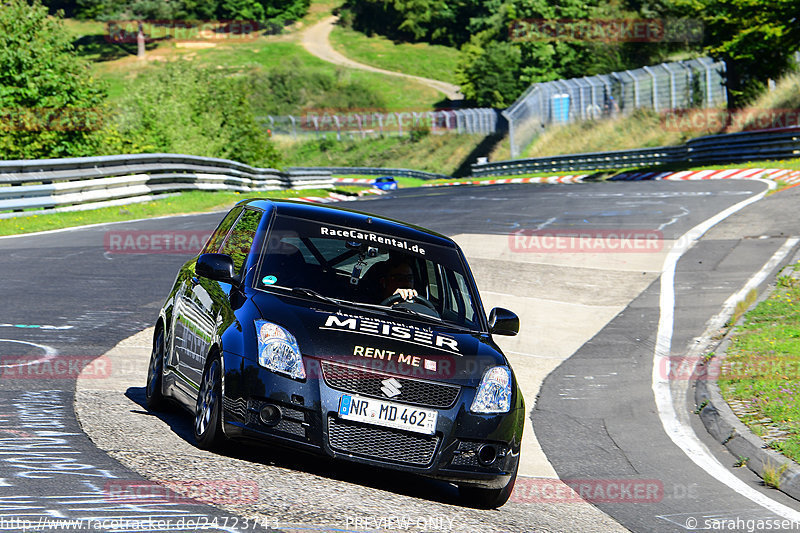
[304,169,800,203]
[423,175,587,187]
[332,177,375,185]
[295,189,386,204]
[612,168,800,184]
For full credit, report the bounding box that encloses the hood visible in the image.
[251,291,508,387]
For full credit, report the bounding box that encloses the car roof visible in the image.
[236,198,457,249]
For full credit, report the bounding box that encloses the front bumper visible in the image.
[220,352,524,488]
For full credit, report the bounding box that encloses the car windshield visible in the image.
[254,214,482,330]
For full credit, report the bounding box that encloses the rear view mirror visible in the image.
[196,253,236,284]
[489,307,519,336]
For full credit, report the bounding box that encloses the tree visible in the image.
[677,0,800,106]
[458,41,524,107]
[105,61,281,168]
[0,0,107,159]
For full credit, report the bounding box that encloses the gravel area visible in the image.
[74,328,629,532]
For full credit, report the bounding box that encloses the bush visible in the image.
[247,60,387,115]
[101,60,281,168]
[0,0,108,159]
[408,125,430,143]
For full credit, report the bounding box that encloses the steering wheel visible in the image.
[380,293,438,312]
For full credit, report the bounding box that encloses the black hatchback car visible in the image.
[146,199,524,507]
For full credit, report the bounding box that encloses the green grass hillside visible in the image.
[279,133,487,175]
[328,25,460,84]
[65,19,444,111]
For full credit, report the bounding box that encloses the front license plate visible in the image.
[338,395,437,435]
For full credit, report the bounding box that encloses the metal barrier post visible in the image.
[643,66,658,112]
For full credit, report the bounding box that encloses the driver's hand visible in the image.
[393,288,417,301]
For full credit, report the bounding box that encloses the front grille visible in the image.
[321,361,460,408]
[328,416,439,466]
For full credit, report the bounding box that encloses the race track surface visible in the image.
[2,180,799,532]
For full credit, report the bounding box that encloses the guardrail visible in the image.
[472,126,800,176]
[684,127,800,163]
[3,126,798,217]
[288,166,449,181]
[0,153,332,218]
[472,146,686,176]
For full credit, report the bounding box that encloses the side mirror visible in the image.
[196,253,236,284]
[489,307,519,336]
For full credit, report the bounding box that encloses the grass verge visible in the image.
[0,189,334,237]
[278,133,487,175]
[718,264,800,464]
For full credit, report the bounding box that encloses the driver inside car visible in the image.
[378,257,418,303]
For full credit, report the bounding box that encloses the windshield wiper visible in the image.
[384,305,443,322]
[289,287,340,305]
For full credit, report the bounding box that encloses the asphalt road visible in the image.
[1,179,799,532]
[0,212,273,532]
[532,181,800,532]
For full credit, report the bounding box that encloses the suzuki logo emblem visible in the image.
[381,377,402,398]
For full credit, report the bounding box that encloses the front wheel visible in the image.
[459,462,518,509]
[145,329,165,411]
[194,356,226,450]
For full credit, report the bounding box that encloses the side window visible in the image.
[202,207,242,254]
[425,260,440,300]
[219,209,263,274]
[452,271,475,323]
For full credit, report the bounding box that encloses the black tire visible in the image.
[459,462,518,509]
[194,355,226,450]
[145,328,166,411]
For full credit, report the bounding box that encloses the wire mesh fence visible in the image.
[257,109,504,140]
[502,56,728,158]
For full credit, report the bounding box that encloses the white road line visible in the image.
[657,206,690,231]
[0,324,73,330]
[536,217,558,230]
[652,178,800,521]
[691,237,800,351]
[0,340,57,368]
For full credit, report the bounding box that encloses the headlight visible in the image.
[470,366,512,413]
[255,321,305,380]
